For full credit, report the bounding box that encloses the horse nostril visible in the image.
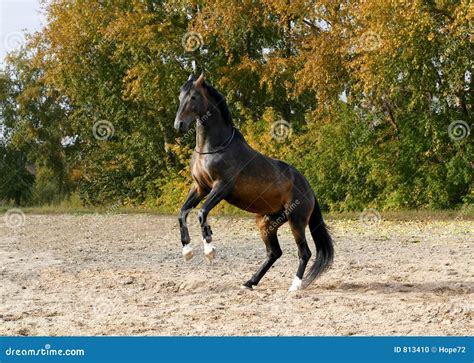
[175,120,184,132]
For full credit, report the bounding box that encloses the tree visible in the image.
[0,0,470,211]
[0,50,70,205]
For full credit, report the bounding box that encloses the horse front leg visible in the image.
[179,184,206,261]
[197,181,231,261]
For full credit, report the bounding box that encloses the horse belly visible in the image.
[225,176,290,214]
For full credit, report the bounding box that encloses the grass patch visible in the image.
[0,203,472,221]
[326,208,474,221]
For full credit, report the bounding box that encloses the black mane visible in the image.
[181,79,233,125]
[203,82,233,125]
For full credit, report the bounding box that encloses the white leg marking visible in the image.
[288,276,302,292]
[203,238,216,261]
[182,245,194,261]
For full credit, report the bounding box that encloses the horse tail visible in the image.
[303,196,334,288]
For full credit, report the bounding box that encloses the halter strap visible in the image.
[194,127,236,155]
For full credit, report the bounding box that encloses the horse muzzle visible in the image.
[174,117,186,133]
[175,121,184,133]
[175,114,195,133]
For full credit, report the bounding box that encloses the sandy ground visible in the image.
[0,213,472,336]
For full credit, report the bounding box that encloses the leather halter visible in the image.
[194,127,236,155]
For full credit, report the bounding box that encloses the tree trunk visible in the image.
[14,191,21,208]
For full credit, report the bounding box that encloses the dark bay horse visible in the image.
[174,74,334,291]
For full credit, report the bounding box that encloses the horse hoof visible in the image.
[182,245,194,261]
[288,276,302,292]
[203,241,216,261]
[241,281,254,290]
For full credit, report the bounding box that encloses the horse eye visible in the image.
[191,95,196,101]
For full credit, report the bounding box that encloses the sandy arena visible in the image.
[0,214,472,336]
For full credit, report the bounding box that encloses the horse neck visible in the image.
[196,102,233,152]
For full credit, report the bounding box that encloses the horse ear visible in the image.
[188,74,195,81]
[194,73,205,88]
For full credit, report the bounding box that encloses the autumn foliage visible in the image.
[0,0,472,211]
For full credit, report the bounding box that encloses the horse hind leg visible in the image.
[242,214,285,289]
[288,217,312,292]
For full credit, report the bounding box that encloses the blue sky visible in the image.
[0,0,45,66]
